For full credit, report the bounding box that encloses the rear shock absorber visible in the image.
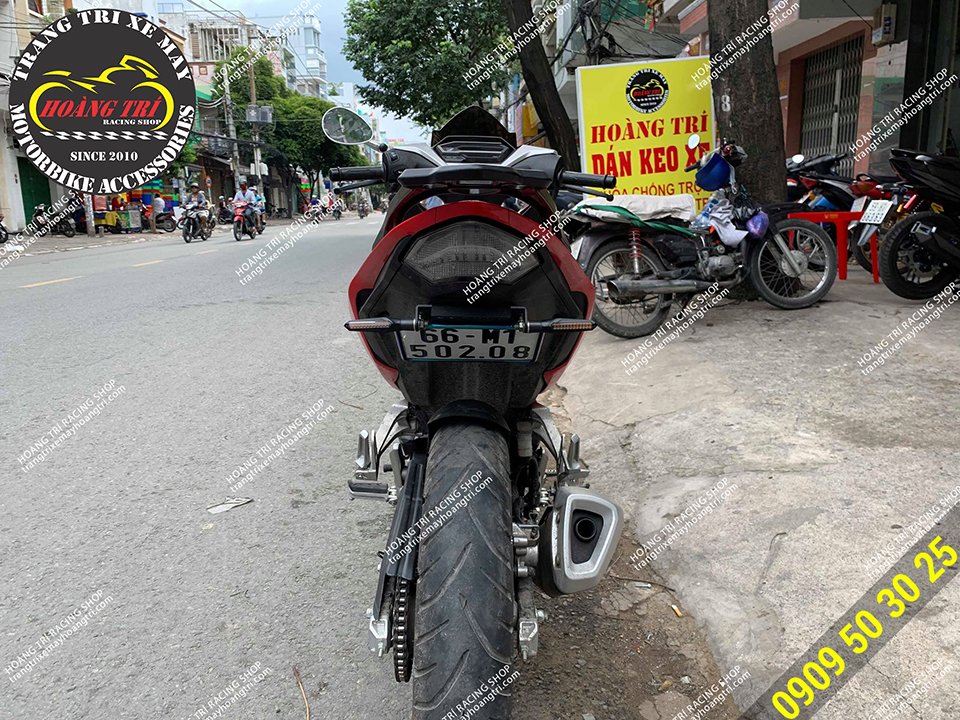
[629,226,644,273]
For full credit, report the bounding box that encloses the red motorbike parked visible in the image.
[324,105,624,720]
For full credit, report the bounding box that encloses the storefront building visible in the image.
[666,0,960,176]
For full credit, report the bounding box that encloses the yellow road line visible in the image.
[19,276,81,289]
[131,260,164,267]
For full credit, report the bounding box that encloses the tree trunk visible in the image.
[502,0,581,169]
[707,0,787,204]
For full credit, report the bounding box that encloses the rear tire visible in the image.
[233,221,242,241]
[878,212,959,299]
[413,423,515,720]
[585,239,673,339]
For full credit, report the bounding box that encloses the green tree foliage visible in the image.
[343,0,512,126]
[272,94,368,192]
[211,50,366,193]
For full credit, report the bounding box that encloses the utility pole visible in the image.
[222,66,241,189]
[84,191,95,238]
[248,63,262,189]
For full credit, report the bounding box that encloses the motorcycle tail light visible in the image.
[403,221,539,284]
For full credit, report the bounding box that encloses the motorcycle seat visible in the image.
[572,194,697,224]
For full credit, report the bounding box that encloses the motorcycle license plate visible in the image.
[860,199,894,225]
[398,328,539,362]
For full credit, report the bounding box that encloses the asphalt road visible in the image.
[0,217,414,719]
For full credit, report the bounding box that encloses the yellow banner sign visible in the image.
[576,58,715,209]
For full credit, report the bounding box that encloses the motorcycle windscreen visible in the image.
[430,106,517,148]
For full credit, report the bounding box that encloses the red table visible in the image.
[787,211,880,283]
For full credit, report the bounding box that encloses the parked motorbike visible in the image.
[847,181,913,271]
[156,210,177,233]
[32,203,75,237]
[180,202,209,243]
[218,204,233,225]
[324,105,624,720]
[232,201,257,240]
[332,200,342,220]
[569,135,838,338]
[0,212,8,244]
[784,152,899,271]
[877,149,960,299]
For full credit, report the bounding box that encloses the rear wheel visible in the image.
[413,423,515,720]
[163,217,176,232]
[878,212,959,299]
[182,220,192,243]
[585,239,673,339]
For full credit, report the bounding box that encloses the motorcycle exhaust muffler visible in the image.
[913,218,960,266]
[535,486,623,596]
[607,277,717,300]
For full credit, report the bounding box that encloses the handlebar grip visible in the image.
[329,166,385,182]
[685,163,699,172]
[560,171,617,189]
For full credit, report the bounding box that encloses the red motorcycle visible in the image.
[324,106,624,720]
[232,200,257,241]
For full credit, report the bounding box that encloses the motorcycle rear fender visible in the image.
[428,400,510,436]
[573,226,670,271]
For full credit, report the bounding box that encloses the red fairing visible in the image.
[347,201,595,389]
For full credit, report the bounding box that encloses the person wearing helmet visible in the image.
[250,185,265,232]
[232,182,255,204]
[186,181,208,207]
[232,181,257,230]
[248,184,264,230]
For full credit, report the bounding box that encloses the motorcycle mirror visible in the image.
[687,134,701,150]
[791,154,805,164]
[322,107,374,145]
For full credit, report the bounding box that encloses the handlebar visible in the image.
[685,163,698,172]
[559,171,616,189]
[329,166,385,182]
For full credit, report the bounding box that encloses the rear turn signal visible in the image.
[345,318,395,332]
[546,319,594,332]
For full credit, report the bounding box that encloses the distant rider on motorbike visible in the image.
[186,182,208,208]
[233,182,257,230]
[250,185,265,229]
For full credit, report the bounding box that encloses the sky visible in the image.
[243,0,429,143]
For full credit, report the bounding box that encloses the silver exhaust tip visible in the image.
[536,486,623,595]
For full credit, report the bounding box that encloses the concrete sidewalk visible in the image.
[559,271,960,719]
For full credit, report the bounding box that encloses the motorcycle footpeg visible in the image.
[349,478,390,499]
